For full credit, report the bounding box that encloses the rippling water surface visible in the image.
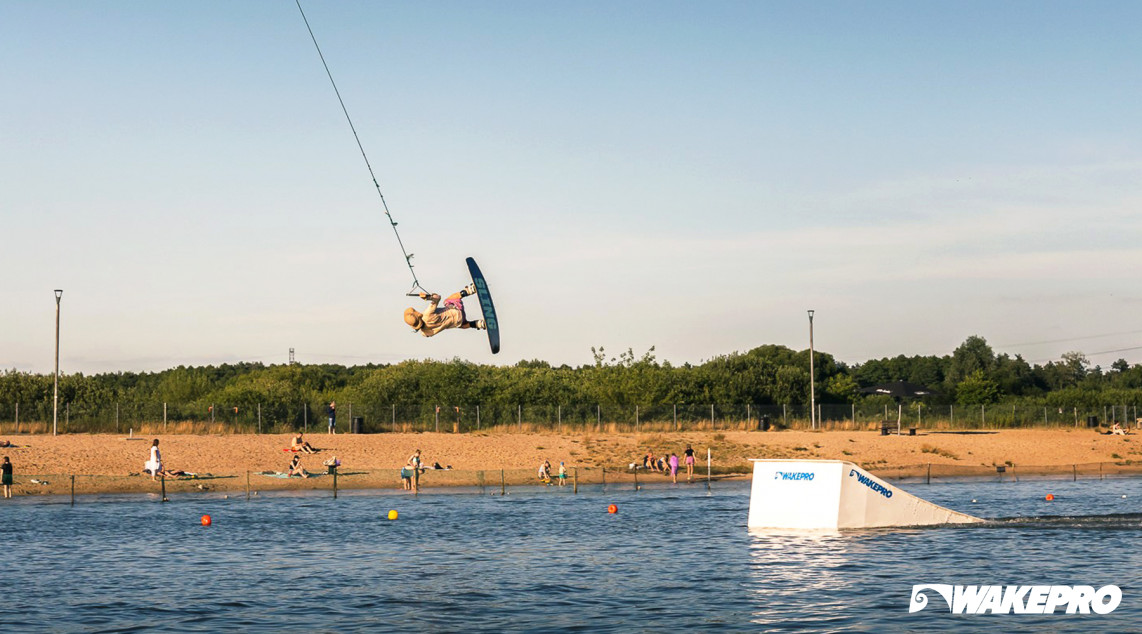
[0,478,1139,632]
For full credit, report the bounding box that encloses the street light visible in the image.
[808,309,815,431]
[53,289,63,436]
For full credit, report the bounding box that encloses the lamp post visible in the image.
[53,289,63,436]
[808,309,815,430]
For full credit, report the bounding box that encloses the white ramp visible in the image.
[747,459,982,530]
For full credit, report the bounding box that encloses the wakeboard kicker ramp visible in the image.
[748,459,982,530]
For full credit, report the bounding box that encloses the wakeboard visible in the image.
[465,257,500,354]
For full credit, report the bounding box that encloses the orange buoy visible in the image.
[201,514,212,526]
[388,510,398,520]
[607,504,618,514]
[1045,494,1055,501]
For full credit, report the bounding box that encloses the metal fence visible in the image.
[2,400,1140,434]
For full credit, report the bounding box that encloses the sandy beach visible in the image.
[0,427,1138,497]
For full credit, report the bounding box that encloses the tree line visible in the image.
[2,336,1141,427]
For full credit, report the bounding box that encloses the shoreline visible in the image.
[0,428,1139,497]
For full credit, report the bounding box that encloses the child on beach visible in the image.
[2,456,12,498]
[558,461,567,486]
[684,445,695,481]
[144,439,163,481]
[669,453,679,484]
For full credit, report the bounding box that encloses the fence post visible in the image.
[477,404,480,430]
[635,405,639,432]
[711,404,715,430]
[14,402,17,433]
[673,404,677,431]
[257,404,262,434]
[706,447,711,491]
[597,404,600,430]
[163,402,167,432]
[435,405,439,433]
[392,404,396,431]
[558,405,562,434]
[116,402,119,432]
[518,404,522,431]
[747,403,751,429]
[304,403,308,433]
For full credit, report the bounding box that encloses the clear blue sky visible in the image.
[4,1,1142,374]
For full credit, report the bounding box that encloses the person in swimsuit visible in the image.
[557,461,567,486]
[407,449,423,492]
[2,456,13,498]
[669,453,680,484]
[291,433,317,453]
[684,445,696,481]
[404,285,486,337]
[287,454,310,478]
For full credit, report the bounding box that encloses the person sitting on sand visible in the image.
[291,433,317,454]
[1112,422,1127,436]
[0,440,12,448]
[287,454,310,478]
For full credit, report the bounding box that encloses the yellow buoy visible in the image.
[388,509,398,520]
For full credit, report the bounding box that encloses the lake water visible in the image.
[0,477,1139,632]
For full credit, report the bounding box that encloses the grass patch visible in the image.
[920,444,960,460]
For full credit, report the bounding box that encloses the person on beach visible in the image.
[684,445,695,481]
[538,460,551,484]
[669,453,680,484]
[327,401,336,434]
[292,433,317,453]
[1112,422,1127,435]
[407,449,423,492]
[403,285,487,337]
[558,461,567,486]
[2,456,13,499]
[646,451,658,472]
[287,454,310,478]
[144,439,163,481]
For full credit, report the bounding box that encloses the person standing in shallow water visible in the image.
[683,445,695,482]
[2,456,13,498]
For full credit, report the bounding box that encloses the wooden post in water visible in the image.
[332,465,338,499]
[926,463,931,485]
[633,469,638,491]
[706,448,712,491]
[500,469,505,496]
[1073,464,1077,482]
[573,467,578,494]
[601,466,606,488]
[160,473,167,502]
[70,475,75,506]
[246,470,251,500]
